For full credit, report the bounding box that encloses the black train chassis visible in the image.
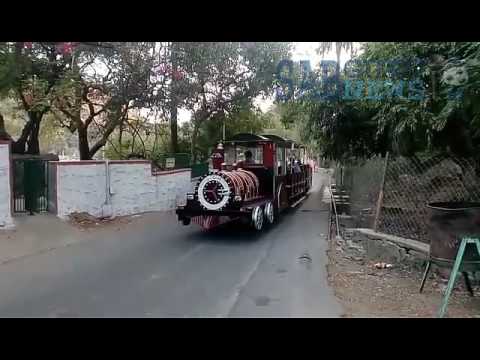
[176,198,270,224]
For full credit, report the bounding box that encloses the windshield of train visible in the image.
[223,144,263,165]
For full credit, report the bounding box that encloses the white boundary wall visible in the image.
[0,141,13,229]
[51,160,191,219]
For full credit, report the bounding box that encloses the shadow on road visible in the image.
[183,221,265,244]
[181,206,303,246]
[178,180,324,247]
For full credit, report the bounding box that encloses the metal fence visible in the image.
[154,153,192,170]
[152,153,209,178]
[332,156,385,228]
[333,155,480,243]
[12,159,49,213]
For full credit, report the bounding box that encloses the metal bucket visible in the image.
[426,202,480,265]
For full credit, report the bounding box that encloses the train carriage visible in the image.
[176,133,313,231]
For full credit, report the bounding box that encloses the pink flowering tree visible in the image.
[50,42,164,159]
[0,42,78,154]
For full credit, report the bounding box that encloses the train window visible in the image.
[287,148,295,161]
[223,144,263,165]
[287,148,304,164]
[300,148,307,164]
[224,146,236,165]
[236,145,263,165]
[276,146,286,175]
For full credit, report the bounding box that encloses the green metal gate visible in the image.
[12,159,49,214]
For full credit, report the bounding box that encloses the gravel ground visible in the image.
[327,232,480,318]
[67,212,143,229]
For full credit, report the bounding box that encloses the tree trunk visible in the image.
[131,132,136,154]
[88,138,108,160]
[11,111,44,154]
[191,122,199,163]
[119,125,123,150]
[0,114,12,141]
[12,118,35,153]
[170,42,179,153]
[87,111,128,160]
[12,137,27,154]
[26,112,41,154]
[78,125,91,160]
[170,105,178,153]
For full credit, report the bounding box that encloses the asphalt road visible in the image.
[0,171,343,317]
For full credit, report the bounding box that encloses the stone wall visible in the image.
[51,160,191,219]
[343,228,429,270]
[54,161,107,218]
[342,228,480,282]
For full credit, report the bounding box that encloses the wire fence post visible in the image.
[374,152,389,232]
[340,165,344,187]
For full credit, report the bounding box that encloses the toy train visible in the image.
[176,133,313,231]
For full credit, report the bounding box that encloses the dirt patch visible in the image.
[327,235,480,318]
[68,212,142,231]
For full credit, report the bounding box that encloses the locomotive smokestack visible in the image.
[211,142,224,170]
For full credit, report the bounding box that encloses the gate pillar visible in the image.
[0,140,14,228]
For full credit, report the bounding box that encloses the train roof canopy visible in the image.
[225,133,270,143]
[261,134,303,148]
[225,133,306,149]
[261,134,288,144]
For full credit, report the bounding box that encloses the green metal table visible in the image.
[438,237,480,318]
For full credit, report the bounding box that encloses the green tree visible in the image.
[173,42,291,162]
[180,107,273,162]
[0,42,74,154]
[51,42,162,160]
[359,42,480,158]
[317,42,355,75]
[283,42,480,166]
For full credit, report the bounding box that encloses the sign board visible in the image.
[165,158,176,169]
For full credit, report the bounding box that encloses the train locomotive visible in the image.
[176,133,313,231]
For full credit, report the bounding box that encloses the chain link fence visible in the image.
[333,155,480,243]
[332,156,385,228]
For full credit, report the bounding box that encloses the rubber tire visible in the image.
[264,201,275,225]
[251,206,264,231]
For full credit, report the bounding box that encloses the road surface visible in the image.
[0,171,343,317]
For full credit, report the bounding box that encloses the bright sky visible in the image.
[178,42,358,123]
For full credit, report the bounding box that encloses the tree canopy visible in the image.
[0,42,292,161]
[277,42,480,165]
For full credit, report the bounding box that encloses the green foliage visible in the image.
[286,42,480,161]
[1,42,294,160]
[0,45,17,97]
[0,97,77,155]
[0,97,24,136]
[362,42,480,158]
[172,42,291,161]
[189,107,273,162]
[103,121,171,161]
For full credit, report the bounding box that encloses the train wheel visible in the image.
[182,218,191,226]
[264,201,275,225]
[251,206,264,231]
